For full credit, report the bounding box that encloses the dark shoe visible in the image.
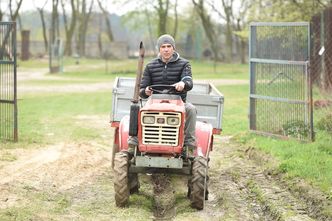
[128,143,135,156]
[182,146,195,159]
[187,146,195,159]
[127,136,138,156]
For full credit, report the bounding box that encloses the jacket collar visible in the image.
[158,52,180,64]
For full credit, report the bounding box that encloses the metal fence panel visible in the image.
[0,22,17,142]
[249,22,313,141]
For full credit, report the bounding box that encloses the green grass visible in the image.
[235,132,332,193]
[217,84,249,134]
[18,57,106,69]
[22,78,102,85]
[191,60,248,79]
[7,92,112,148]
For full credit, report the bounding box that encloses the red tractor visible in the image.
[111,82,223,210]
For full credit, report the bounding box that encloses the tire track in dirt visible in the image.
[172,136,318,220]
[203,136,315,221]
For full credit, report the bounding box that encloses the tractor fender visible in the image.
[119,115,130,151]
[195,121,214,158]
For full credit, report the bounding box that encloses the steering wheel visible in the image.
[148,84,182,94]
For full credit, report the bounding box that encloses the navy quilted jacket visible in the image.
[139,52,193,102]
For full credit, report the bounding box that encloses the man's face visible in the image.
[159,43,174,62]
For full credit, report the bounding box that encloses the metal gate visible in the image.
[0,22,17,142]
[249,22,314,141]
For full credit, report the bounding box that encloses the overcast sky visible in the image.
[15,0,192,15]
[1,0,229,23]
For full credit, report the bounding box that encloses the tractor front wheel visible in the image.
[114,152,130,207]
[189,156,208,210]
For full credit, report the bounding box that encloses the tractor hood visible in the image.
[140,94,185,113]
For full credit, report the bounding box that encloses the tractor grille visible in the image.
[141,112,181,146]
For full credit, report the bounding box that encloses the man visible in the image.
[129,34,197,157]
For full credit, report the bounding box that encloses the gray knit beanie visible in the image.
[157,34,175,49]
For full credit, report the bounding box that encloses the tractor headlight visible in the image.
[167,117,180,125]
[143,116,155,124]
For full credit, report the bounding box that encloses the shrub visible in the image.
[282,120,310,138]
[317,113,332,133]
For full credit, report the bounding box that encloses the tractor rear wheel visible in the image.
[189,156,208,210]
[114,152,130,207]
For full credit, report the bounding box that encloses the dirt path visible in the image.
[150,136,320,221]
[0,141,112,209]
[200,136,314,221]
[1,134,329,220]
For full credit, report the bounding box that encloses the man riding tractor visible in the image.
[112,35,219,210]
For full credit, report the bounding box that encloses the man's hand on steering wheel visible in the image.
[145,82,184,96]
[173,81,185,92]
[145,81,185,96]
[145,86,152,96]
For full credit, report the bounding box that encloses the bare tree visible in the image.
[9,0,23,21]
[97,0,114,42]
[234,0,249,64]
[34,0,49,53]
[155,0,170,36]
[7,0,23,32]
[77,0,94,56]
[221,0,234,61]
[0,8,3,21]
[61,0,77,55]
[144,7,156,54]
[192,0,219,62]
[127,0,171,36]
[173,0,178,38]
[51,0,60,45]
[206,0,234,61]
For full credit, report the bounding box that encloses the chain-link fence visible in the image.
[311,7,332,92]
[0,22,17,142]
[249,22,314,141]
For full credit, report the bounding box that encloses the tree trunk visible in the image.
[221,0,234,62]
[145,8,156,54]
[173,0,178,39]
[98,14,103,56]
[51,0,59,44]
[97,0,114,42]
[235,18,246,64]
[61,0,77,56]
[156,0,169,36]
[78,0,94,56]
[9,0,23,21]
[37,8,48,53]
[17,14,23,32]
[192,0,219,61]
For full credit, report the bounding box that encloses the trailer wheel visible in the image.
[114,152,130,207]
[189,156,208,210]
